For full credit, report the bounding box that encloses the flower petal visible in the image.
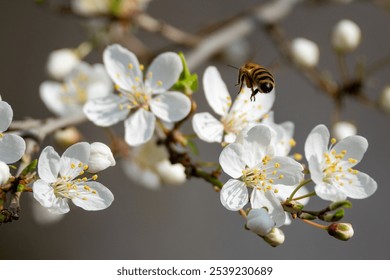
[60,142,91,179]
[48,198,70,214]
[220,179,248,211]
[250,189,286,227]
[268,156,304,186]
[0,134,26,164]
[150,91,191,122]
[103,44,142,91]
[305,124,329,163]
[275,184,310,206]
[38,146,61,183]
[72,181,114,211]
[246,208,275,236]
[192,112,224,143]
[0,101,12,132]
[333,135,368,167]
[314,183,347,202]
[83,94,129,127]
[124,109,156,146]
[203,66,231,116]
[219,143,246,178]
[230,87,275,121]
[122,159,161,190]
[33,179,56,208]
[241,124,272,168]
[145,52,183,93]
[86,64,113,99]
[341,171,377,199]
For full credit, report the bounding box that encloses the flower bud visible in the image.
[332,20,361,53]
[282,200,304,214]
[291,37,320,68]
[54,127,83,149]
[114,0,152,18]
[70,0,110,16]
[332,121,357,140]
[329,200,352,211]
[263,227,285,247]
[321,209,344,222]
[379,86,390,113]
[0,161,10,185]
[155,160,186,186]
[246,208,275,236]
[87,142,116,173]
[327,223,354,241]
[46,49,80,80]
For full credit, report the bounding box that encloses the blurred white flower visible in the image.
[305,124,377,202]
[219,125,304,227]
[379,85,390,113]
[33,143,114,214]
[87,142,116,173]
[192,66,275,144]
[30,196,65,225]
[332,121,357,140]
[291,37,319,68]
[46,49,81,80]
[41,62,112,116]
[122,139,186,189]
[84,44,191,146]
[70,0,111,16]
[332,19,361,53]
[0,161,10,185]
[53,126,83,149]
[0,100,26,165]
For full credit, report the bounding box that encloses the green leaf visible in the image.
[21,159,38,176]
[187,139,199,156]
[172,52,198,95]
[109,0,122,17]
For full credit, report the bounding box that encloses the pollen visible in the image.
[157,80,163,86]
[70,163,76,169]
[128,63,133,69]
[263,114,269,119]
[139,64,144,71]
[82,197,88,201]
[114,84,120,91]
[274,189,279,194]
[147,72,153,78]
[0,133,3,138]
[289,139,296,147]
[257,105,262,109]
[135,76,140,82]
[83,165,89,171]
[348,158,357,164]
[84,185,91,191]
[268,179,274,184]
[331,138,337,144]
[79,170,85,176]
[293,153,302,161]
[92,190,97,194]
[272,170,277,175]
[92,174,98,180]
[278,174,284,179]
[274,163,280,168]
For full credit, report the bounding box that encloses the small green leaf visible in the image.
[187,139,199,156]
[172,52,198,95]
[21,159,38,176]
[17,184,25,192]
[329,200,352,211]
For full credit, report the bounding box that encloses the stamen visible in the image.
[293,153,302,161]
[274,163,280,168]
[331,138,337,144]
[139,64,144,71]
[289,139,296,147]
[128,63,133,69]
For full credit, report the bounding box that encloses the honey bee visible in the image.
[236,62,275,101]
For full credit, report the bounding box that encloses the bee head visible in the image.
[260,82,273,93]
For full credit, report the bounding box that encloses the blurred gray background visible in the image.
[0,0,389,259]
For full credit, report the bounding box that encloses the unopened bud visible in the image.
[291,37,320,68]
[332,121,357,140]
[327,223,354,241]
[262,227,285,247]
[298,212,317,220]
[246,208,275,236]
[321,209,344,222]
[87,142,116,173]
[332,20,361,53]
[46,49,80,80]
[155,160,186,186]
[282,200,304,214]
[329,200,352,211]
[54,127,83,149]
[379,86,390,113]
[113,0,151,18]
[0,161,10,185]
[70,0,110,16]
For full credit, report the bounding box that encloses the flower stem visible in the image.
[292,191,316,201]
[193,169,223,190]
[301,219,327,230]
[288,178,312,201]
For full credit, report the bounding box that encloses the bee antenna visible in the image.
[227,64,239,70]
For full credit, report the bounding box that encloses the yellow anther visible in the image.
[274,189,279,194]
[135,76,140,82]
[92,174,98,180]
[335,175,340,181]
[77,179,81,182]
[353,170,358,175]
[79,170,85,176]
[274,163,280,168]
[289,139,296,147]
[278,174,284,179]
[139,64,144,71]
[0,133,3,138]
[348,158,357,164]
[92,190,97,194]
[83,165,89,171]
[267,185,272,190]
[157,80,163,86]
[331,138,337,144]
[119,104,124,110]
[341,150,347,154]
[82,197,88,201]
[128,63,133,69]
[114,84,120,91]
[338,166,343,172]
[84,186,91,191]
[263,114,269,119]
[340,182,344,186]
[268,179,274,184]
[293,153,303,161]
[70,163,76,169]
[349,180,353,184]
[257,105,262,109]
[78,163,83,168]
[331,150,337,155]
[348,168,353,173]
[127,104,132,109]
[82,177,87,182]
[272,170,277,175]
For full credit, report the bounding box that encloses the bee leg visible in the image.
[250,88,259,101]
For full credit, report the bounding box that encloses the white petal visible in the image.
[83,94,129,127]
[0,161,10,184]
[121,159,161,190]
[87,142,116,173]
[307,155,324,186]
[230,87,275,121]
[60,142,90,179]
[72,181,114,211]
[203,66,231,116]
[192,112,224,143]
[33,179,56,208]
[219,143,246,178]
[0,101,12,132]
[145,52,183,93]
[305,124,329,163]
[275,185,310,206]
[341,171,377,199]
[220,179,248,211]
[40,81,77,116]
[241,124,272,168]
[315,183,347,202]
[246,208,275,236]
[156,160,186,186]
[333,135,368,167]
[0,134,26,164]
[250,189,286,227]
[268,156,304,186]
[48,199,70,214]
[103,44,142,91]
[150,91,191,122]
[124,109,155,146]
[30,197,65,224]
[223,132,237,144]
[38,146,61,183]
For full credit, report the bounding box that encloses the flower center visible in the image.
[221,111,248,134]
[60,72,89,105]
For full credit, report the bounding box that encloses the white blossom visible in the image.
[291,37,320,68]
[70,0,111,16]
[332,121,357,141]
[87,142,116,173]
[0,161,10,185]
[33,143,114,214]
[305,124,377,202]
[219,125,304,226]
[246,208,275,236]
[46,49,80,80]
[41,62,112,116]
[84,44,191,146]
[192,66,275,144]
[332,19,361,53]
